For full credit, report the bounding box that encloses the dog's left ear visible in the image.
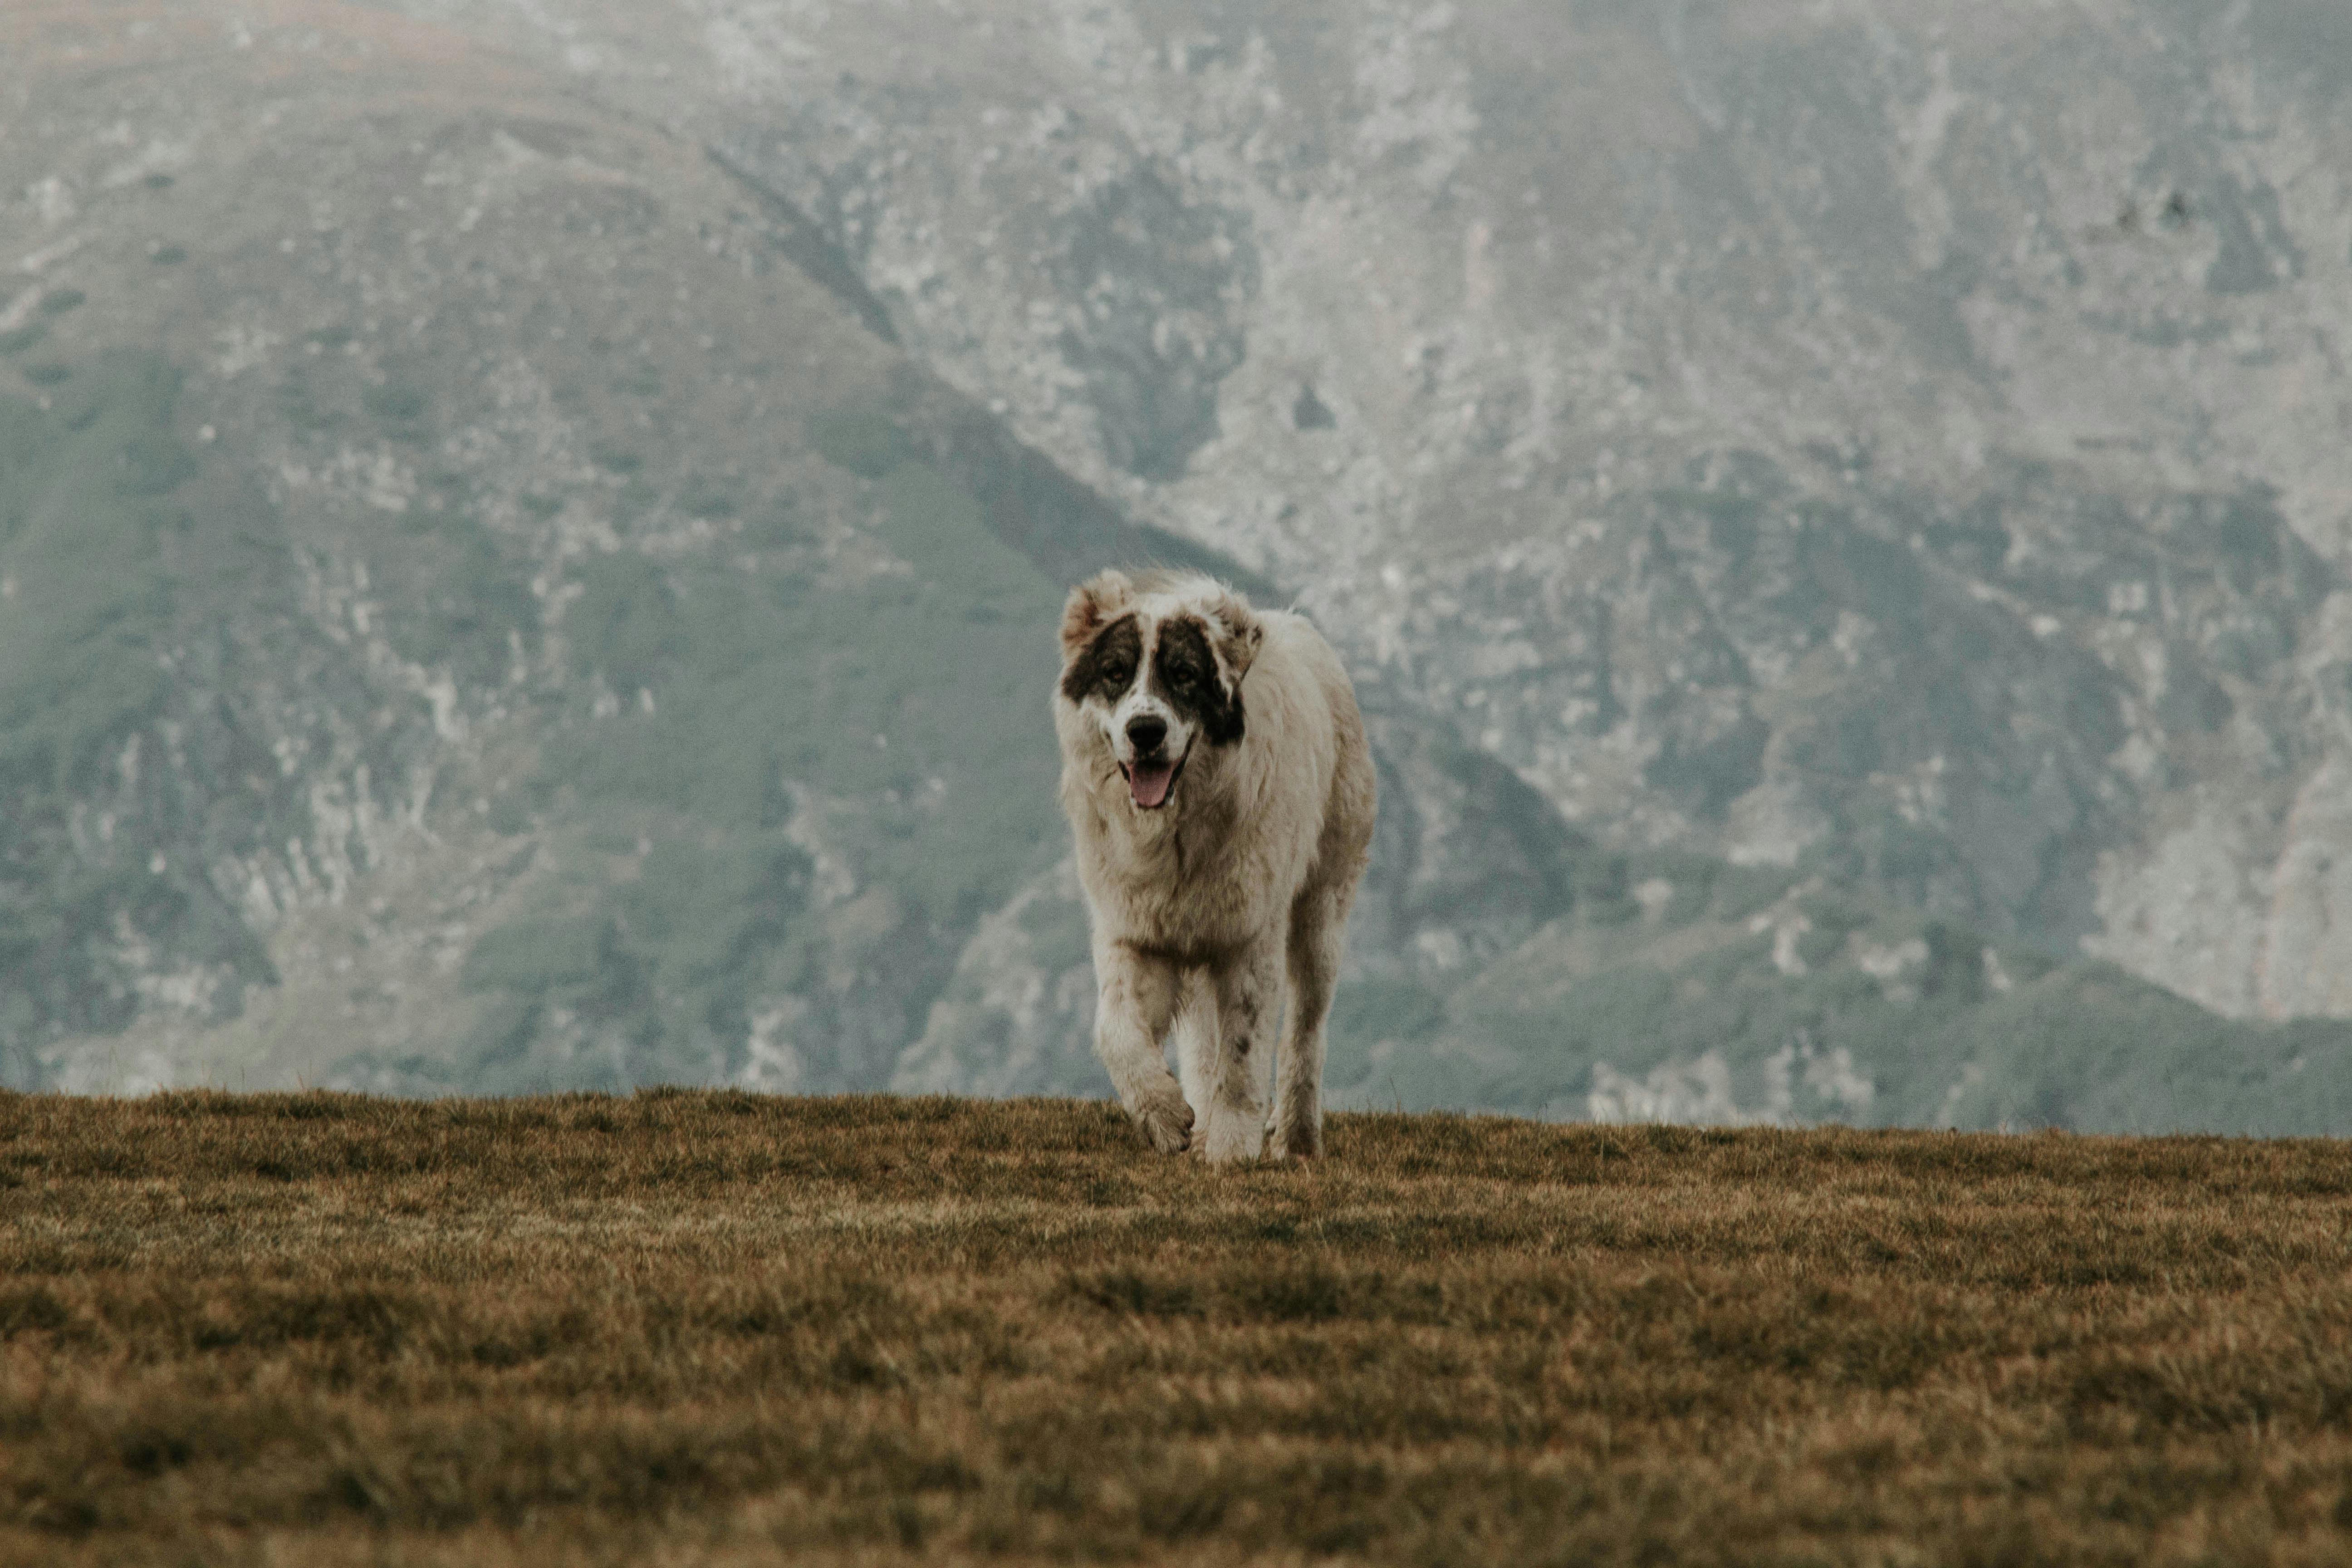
[1201,585,1264,688]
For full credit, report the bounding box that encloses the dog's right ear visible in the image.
[1060,569,1135,661]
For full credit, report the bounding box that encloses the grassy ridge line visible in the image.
[2,1091,2351,1566]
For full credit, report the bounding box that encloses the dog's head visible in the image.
[1056,569,1263,812]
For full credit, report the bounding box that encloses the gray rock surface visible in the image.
[405,0,2352,1018]
[8,2,2352,1129]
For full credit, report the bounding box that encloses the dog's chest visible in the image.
[1085,811,1261,944]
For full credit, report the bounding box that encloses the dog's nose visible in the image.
[1126,715,1168,755]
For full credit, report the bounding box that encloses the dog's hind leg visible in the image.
[1093,942,1192,1154]
[1200,941,1278,1164]
[1273,888,1348,1160]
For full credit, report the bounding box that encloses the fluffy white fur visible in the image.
[1054,569,1376,1161]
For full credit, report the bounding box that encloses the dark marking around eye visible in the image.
[1150,616,1245,746]
[1060,613,1142,705]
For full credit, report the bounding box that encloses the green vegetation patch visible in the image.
[463,916,611,994]
[541,454,1062,922]
[1342,852,2352,1136]
[1944,963,2352,1134]
[382,511,538,690]
[0,349,286,1063]
[453,418,1067,1088]
[808,402,914,479]
[0,352,193,797]
[361,380,427,423]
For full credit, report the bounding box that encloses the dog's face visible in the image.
[1057,571,1261,812]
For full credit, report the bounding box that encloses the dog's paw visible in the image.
[1200,1110,1265,1165]
[1136,1091,1195,1156]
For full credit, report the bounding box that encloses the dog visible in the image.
[1053,568,1375,1161]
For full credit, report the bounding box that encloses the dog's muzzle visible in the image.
[1120,715,1182,809]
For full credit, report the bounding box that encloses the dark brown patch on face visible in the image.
[1151,616,1244,746]
[1060,614,1142,705]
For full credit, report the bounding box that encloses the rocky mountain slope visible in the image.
[7,1,2352,1131]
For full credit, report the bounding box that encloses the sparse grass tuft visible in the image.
[0,1092,2348,1564]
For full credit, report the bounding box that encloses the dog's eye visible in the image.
[1101,661,1134,690]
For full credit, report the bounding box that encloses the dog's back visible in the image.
[1241,608,1375,913]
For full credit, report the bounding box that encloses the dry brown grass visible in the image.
[2,1091,2350,1565]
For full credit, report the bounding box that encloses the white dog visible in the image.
[1053,569,1375,1161]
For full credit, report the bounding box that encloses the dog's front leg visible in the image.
[1200,941,1279,1164]
[1092,943,1192,1154]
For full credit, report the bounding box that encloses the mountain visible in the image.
[6,0,2352,1132]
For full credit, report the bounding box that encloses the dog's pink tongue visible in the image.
[1128,761,1175,808]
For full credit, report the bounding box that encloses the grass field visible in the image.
[3,1093,2351,1565]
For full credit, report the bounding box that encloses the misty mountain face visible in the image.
[6,2,2352,1130]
